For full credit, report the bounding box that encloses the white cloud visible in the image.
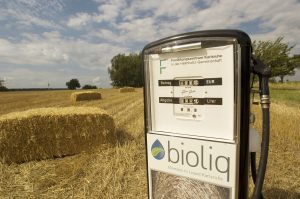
[122,0,197,19]
[0,31,128,69]
[72,0,299,54]
[1,68,65,88]
[0,0,64,29]
[92,76,101,83]
[89,29,122,42]
[95,0,125,22]
[241,0,300,53]
[0,37,68,65]
[115,17,158,42]
[3,76,13,80]
[1,0,300,88]
[67,0,126,29]
[6,0,64,17]
[67,13,93,28]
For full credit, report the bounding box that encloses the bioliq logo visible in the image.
[151,140,165,160]
[151,139,231,182]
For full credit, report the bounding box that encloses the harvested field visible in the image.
[0,107,115,164]
[0,87,299,198]
[0,89,147,199]
[249,103,300,198]
[119,87,135,93]
[71,91,102,102]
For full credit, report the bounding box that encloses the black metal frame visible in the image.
[142,29,251,199]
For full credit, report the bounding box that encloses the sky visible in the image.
[0,0,300,88]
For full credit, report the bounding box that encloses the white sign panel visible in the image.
[148,45,235,140]
[147,133,238,199]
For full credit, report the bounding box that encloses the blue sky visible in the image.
[0,0,299,88]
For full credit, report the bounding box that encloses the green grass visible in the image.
[252,81,300,107]
[270,89,300,107]
[269,81,300,90]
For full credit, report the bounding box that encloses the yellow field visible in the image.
[0,88,299,198]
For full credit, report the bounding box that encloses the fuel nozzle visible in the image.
[251,56,272,109]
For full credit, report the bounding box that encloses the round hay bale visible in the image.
[71,91,102,102]
[0,107,116,164]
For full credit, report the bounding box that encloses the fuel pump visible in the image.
[142,30,271,199]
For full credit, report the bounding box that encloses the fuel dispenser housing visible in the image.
[143,30,252,199]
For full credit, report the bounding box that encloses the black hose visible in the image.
[250,152,257,183]
[252,108,270,199]
[251,56,271,199]
[251,152,264,199]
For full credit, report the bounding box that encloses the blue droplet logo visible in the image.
[151,140,165,160]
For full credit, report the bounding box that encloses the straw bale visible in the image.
[0,107,116,164]
[151,171,230,198]
[119,87,135,93]
[71,91,101,102]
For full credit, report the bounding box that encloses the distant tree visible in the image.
[66,79,81,90]
[252,37,299,83]
[294,54,300,60]
[0,79,8,91]
[82,84,97,89]
[293,54,300,69]
[108,53,143,87]
[269,77,277,83]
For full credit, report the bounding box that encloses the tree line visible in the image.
[66,79,97,90]
[0,79,8,91]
